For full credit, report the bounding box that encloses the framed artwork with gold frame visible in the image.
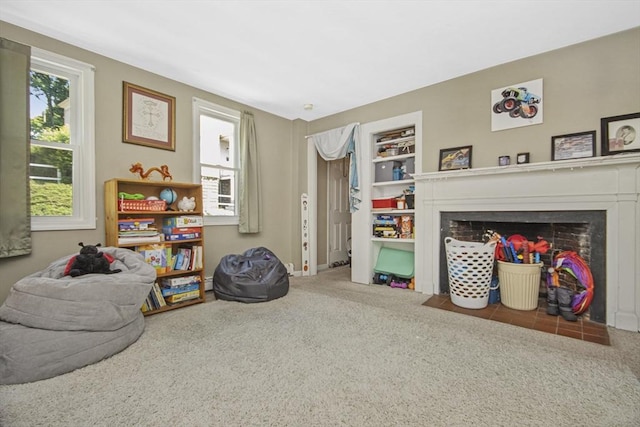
[123,82,176,151]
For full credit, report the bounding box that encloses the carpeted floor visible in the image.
[1,266,639,426]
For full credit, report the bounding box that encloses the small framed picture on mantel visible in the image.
[551,131,596,161]
[438,145,472,171]
[601,112,640,156]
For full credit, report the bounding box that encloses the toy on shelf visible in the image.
[129,162,173,181]
[159,188,178,210]
[177,196,196,212]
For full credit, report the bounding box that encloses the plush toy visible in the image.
[178,196,196,212]
[64,242,122,277]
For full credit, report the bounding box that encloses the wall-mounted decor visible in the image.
[491,78,543,132]
[438,145,472,171]
[516,153,530,164]
[498,155,510,166]
[601,112,640,156]
[551,131,596,161]
[123,82,176,151]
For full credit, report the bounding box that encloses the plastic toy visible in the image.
[129,163,173,181]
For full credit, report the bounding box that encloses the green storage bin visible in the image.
[373,247,414,279]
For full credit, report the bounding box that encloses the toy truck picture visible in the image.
[492,86,541,119]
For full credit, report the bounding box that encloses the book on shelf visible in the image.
[165,289,200,304]
[160,283,200,297]
[163,216,204,228]
[162,226,202,235]
[193,245,203,270]
[118,218,156,231]
[164,232,201,241]
[119,230,159,237]
[151,282,167,308]
[161,274,202,288]
[118,234,162,245]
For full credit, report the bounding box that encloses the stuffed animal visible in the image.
[178,196,196,212]
[64,242,122,277]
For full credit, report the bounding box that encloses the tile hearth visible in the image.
[423,295,610,345]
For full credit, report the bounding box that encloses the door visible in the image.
[328,158,351,266]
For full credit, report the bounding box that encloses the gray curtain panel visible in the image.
[238,111,262,233]
[0,38,32,258]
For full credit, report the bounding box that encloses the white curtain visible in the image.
[238,111,262,233]
[309,123,360,212]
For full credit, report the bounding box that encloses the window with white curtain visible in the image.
[192,98,240,225]
[29,48,95,231]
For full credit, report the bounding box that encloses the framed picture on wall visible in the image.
[438,145,472,171]
[123,82,176,151]
[551,131,596,161]
[601,112,640,156]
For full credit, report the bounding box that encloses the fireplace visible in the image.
[413,154,640,332]
[439,210,606,323]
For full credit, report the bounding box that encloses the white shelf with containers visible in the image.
[371,126,416,242]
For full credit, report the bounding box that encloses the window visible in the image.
[29,48,95,231]
[193,98,240,225]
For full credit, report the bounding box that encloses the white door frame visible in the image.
[306,138,318,276]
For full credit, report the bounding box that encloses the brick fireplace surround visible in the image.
[413,154,640,332]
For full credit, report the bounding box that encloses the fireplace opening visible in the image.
[440,211,606,323]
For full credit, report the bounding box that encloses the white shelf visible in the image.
[371,237,415,243]
[375,135,415,146]
[372,179,414,187]
[373,153,415,163]
[372,209,414,214]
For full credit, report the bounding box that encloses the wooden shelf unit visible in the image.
[104,178,206,315]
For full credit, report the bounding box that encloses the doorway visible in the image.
[327,158,351,267]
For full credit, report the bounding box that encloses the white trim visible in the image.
[192,97,240,226]
[306,138,318,275]
[30,48,96,231]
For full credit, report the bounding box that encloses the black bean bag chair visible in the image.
[213,247,289,303]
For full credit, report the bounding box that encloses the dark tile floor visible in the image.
[423,294,610,345]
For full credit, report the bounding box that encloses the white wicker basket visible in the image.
[445,237,497,309]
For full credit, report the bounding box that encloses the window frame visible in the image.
[192,97,240,226]
[30,47,95,231]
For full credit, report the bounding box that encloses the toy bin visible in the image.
[497,260,542,310]
[445,237,497,309]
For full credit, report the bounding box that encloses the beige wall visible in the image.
[0,22,296,303]
[1,23,638,303]
[308,27,640,254]
[309,28,640,170]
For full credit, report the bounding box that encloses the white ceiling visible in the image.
[2,1,639,121]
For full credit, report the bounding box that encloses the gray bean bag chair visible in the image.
[0,247,156,385]
[213,247,289,303]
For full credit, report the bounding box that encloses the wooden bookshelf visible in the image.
[104,178,206,315]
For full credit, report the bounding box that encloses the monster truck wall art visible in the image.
[492,86,541,119]
[491,78,543,132]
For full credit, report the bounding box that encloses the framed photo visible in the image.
[123,82,176,151]
[551,131,596,161]
[498,155,510,166]
[438,145,472,171]
[516,152,530,164]
[601,113,640,156]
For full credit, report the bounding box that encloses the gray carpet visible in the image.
[1,266,639,426]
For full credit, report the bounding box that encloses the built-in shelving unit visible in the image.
[351,111,422,290]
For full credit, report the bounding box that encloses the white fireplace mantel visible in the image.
[413,154,640,332]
